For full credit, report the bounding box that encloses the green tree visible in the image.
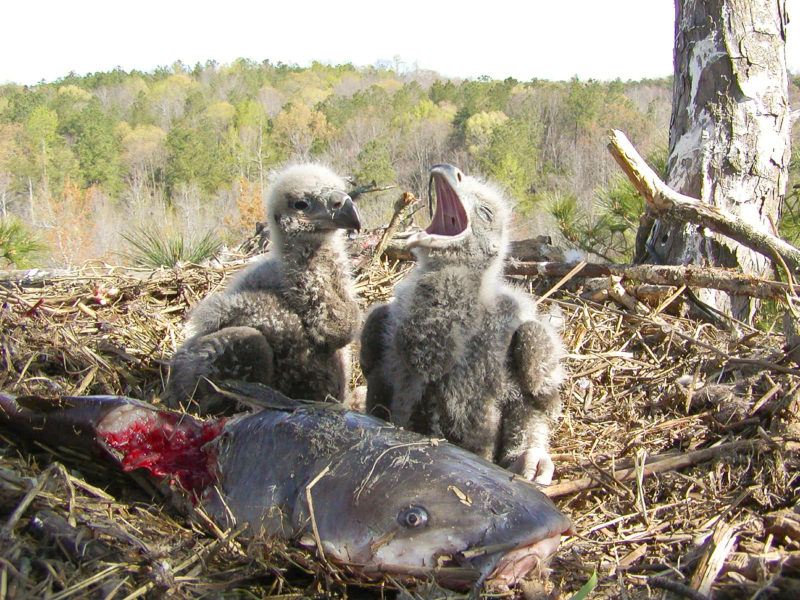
[355,139,395,185]
[0,216,45,267]
[165,118,235,193]
[60,102,122,191]
[549,148,667,262]
[470,116,544,211]
[272,103,332,160]
[23,104,78,194]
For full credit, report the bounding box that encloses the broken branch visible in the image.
[607,129,800,274]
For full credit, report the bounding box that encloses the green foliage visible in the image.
[0,61,676,267]
[165,119,236,193]
[566,77,604,136]
[779,141,800,246]
[548,148,666,262]
[121,225,222,268]
[0,216,45,267]
[60,102,122,190]
[428,80,457,104]
[355,139,395,186]
[472,116,544,212]
[567,569,598,600]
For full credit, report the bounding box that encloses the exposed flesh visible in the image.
[97,405,223,495]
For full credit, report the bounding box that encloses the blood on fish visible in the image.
[101,417,224,494]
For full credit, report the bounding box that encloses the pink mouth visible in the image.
[486,533,564,588]
[427,173,469,236]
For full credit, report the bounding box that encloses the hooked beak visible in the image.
[327,191,361,231]
[307,190,361,232]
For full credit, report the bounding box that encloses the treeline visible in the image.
[0,58,739,267]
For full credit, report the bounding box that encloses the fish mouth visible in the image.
[407,164,470,249]
[356,529,569,590]
[483,532,564,588]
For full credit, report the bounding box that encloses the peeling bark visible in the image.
[641,0,791,322]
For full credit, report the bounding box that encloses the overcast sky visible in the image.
[2,1,798,85]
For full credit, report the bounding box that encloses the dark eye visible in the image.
[294,200,309,211]
[477,205,494,221]
[397,506,429,529]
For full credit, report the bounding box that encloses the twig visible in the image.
[647,576,712,600]
[542,439,764,498]
[506,261,799,300]
[1,463,58,537]
[532,261,586,307]
[369,192,417,268]
[304,463,333,571]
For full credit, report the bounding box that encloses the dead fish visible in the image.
[0,384,572,590]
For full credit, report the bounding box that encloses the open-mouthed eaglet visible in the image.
[360,164,565,484]
[164,164,361,414]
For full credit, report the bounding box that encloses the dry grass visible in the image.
[0,238,798,600]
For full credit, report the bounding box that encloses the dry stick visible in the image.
[506,261,797,301]
[541,439,763,498]
[0,464,57,537]
[607,128,800,275]
[531,261,586,307]
[368,192,417,269]
[48,565,125,600]
[304,464,334,571]
[647,576,712,600]
[564,297,800,377]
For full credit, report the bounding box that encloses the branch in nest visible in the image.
[368,192,418,268]
[506,261,798,301]
[542,439,764,498]
[607,129,800,274]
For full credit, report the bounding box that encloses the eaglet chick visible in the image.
[360,164,564,484]
[164,163,361,413]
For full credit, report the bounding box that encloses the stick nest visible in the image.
[0,245,798,600]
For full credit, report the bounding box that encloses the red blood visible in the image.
[101,415,224,495]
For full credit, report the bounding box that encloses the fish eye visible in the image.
[293,200,309,211]
[397,506,429,529]
[477,205,494,221]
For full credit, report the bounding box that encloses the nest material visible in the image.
[0,249,798,600]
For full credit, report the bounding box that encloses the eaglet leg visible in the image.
[501,318,565,484]
[360,304,395,420]
[163,326,274,414]
[499,395,558,485]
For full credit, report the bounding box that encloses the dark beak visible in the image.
[327,191,361,231]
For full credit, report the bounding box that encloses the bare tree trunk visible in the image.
[641,0,791,323]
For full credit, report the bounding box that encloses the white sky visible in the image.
[1,1,798,86]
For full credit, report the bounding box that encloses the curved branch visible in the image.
[607,129,800,274]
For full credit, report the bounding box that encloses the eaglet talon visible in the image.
[507,447,555,485]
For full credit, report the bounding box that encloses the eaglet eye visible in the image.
[397,506,429,529]
[293,200,309,211]
[477,204,494,221]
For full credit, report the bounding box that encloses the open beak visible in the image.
[408,164,471,249]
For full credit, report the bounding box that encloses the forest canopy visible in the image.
[0,59,797,268]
